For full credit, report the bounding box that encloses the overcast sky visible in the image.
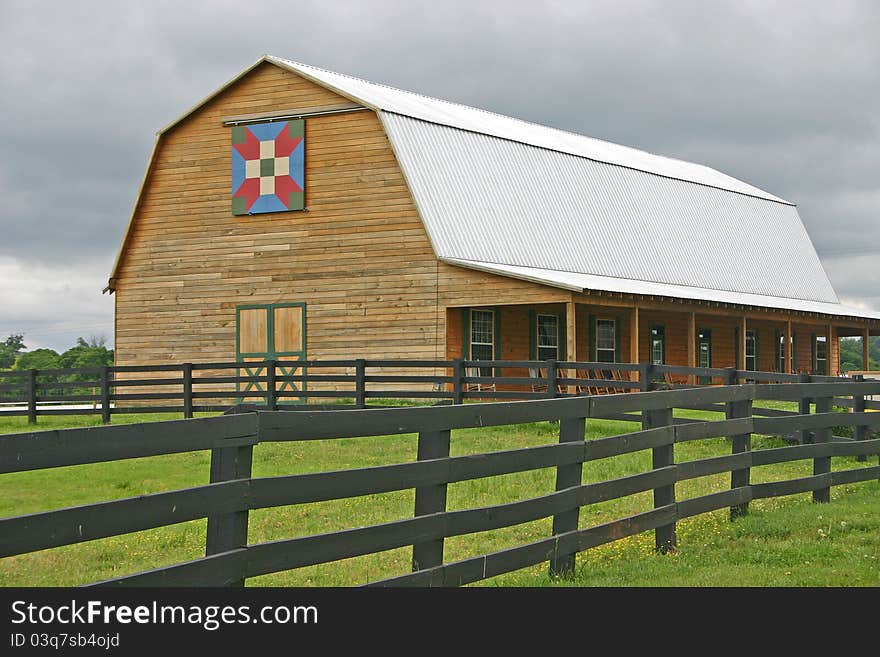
[1,0,878,352]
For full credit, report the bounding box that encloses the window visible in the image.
[698,329,712,384]
[777,333,787,373]
[745,330,757,371]
[698,329,712,368]
[650,326,666,365]
[470,309,495,376]
[536,314,560,361]
[596,319,616,363]
[815,335,827,375]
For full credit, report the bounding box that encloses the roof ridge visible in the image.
[268,55,730,184]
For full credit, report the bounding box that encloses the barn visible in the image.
[107,55,880,385]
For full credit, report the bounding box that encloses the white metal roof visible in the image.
[267,57,848,307]
[111,56,877,320]
[269,56,789,203]
[381,113,839,304]
[443,258,880,320]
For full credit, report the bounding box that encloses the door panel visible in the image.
[274,305,304,354]
[239,308,268,355]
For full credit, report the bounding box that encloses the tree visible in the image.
[0,333,26,369]
[840,336,880,373]
[13,348,61,371]
[59,337,114,376]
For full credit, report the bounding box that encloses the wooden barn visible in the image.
[107,55,880,384]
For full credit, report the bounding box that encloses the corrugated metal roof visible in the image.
[382,113,839,304]
[267,57,845,307]
[268,56,788,203]
[111,56,876,320]
[443,258,880,320]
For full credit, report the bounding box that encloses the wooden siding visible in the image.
[114,62,566,368]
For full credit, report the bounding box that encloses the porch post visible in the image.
[864,327,871,371]
[687,312,696,385]
[629,305,640,382]
[566,300,577,394]
[785,320,793,374]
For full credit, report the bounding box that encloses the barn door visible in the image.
[236,302,307,405]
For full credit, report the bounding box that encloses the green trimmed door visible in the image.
[236,302,306,404]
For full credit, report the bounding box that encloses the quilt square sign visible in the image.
[232,119,304,215]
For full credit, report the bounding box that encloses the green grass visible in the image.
[0,405,877,587]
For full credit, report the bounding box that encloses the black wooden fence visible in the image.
[1,379,878,586]
[1,358,877,423]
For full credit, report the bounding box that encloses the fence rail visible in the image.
[2,359,877,424]
[1,379,878,587]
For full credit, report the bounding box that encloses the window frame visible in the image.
[469,308,495,376]
[777,332,787,373]
[650,325,666,366]
[697,328,712,384]
[596,318,617,363]
[536,313,560,361]
[745,330,757,371]
[814,335,827,375]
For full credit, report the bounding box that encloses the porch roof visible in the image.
[443,258,880,321]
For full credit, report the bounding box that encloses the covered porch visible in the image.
[447,296,879,383]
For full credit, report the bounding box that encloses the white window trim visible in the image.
[651,326,665,365]
[536,313,560,360]
[745,330,757,370]
[596,318,616,362]
[815,335,828,373]
[470,309,495,360]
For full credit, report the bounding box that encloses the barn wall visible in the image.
[114,62,561,369]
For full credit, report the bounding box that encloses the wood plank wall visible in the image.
[114,62,566,369]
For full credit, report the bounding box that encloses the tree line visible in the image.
[0,334,114,372]
[0,334,114,400]
[840,336,879,373]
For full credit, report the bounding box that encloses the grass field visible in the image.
[0,403,877,587]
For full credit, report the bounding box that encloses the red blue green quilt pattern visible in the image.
[232,119,304,215]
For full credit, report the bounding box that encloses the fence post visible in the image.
[549,415,586,577]
[644,405,676,553]
[100,365,112,424]
[546,358,558,399]
[726,368,752,519]
[205,436,254,587]
[639,364,654,431]
[852,375,866,463]
[27,369,37,425]
[813,393,832,504]
[182,363,193,419]
[453,358,464,404]
[412,429,451,574]
[266,359,277,411]
[640,363,654,392]
[798,373,812,444]
[355,359,366,409]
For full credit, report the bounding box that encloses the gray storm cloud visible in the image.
[1,0,877,349]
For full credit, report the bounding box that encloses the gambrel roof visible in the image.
[109,55,880,320]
